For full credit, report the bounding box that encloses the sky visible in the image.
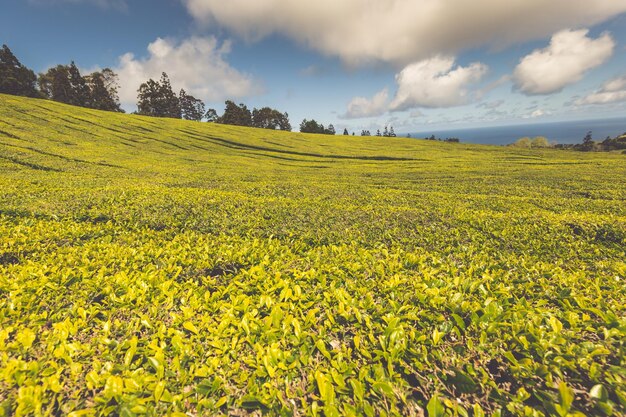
[2,0,626,134]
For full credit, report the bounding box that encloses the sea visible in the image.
[408,117,626,146]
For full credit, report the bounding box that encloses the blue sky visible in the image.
[2,0,626,134]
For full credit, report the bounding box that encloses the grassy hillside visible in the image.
[0,93,625,416]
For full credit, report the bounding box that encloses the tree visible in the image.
[68,62,90,107]
[581,131,594,151]
[205,108,219,122]
[389,126,396,137]
[512,137,532,148]
[376,129,381,137]
[251,107,291,130]
[383,126,389,137]
[531,136,550,148]
[361,130,371,136]
[0,44,38,97]
[278,113,292,131]
[38,65,73,104]
[343,128,349,135]
[87,69,122,112]
[300,119,323,133]
[219,100,252,126]
[300,119,336,135]
[179,89,205,121]
[137,72,181,118]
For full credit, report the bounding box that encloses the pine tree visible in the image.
[219,100,252,126]
[137,73,181,118]
[343,128,349,135]
[87,69,122,112]
[179,89,205,121]
[46,65,73,104]
[68,62,90,107]
[0,44,39,97]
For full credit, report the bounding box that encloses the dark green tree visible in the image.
[252,107,292,131]
[87,69,122,112]
[389,126,396,137]
[325,124,336,135]
[179,89,205,121]
[205,108,219,122]
[0,45,39,97]
[343,128,349,135]
[38,65,73,104]
[300,119,323,134]
[68,62,90,107]
[581,131,594,151]
[219,100,252,126]
[137,73,181,118]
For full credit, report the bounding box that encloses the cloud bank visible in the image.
[342,89,389,119]
[513,29,615,95]
[577,75,626,105]
[182,0,626,65]
[115,37,260,106]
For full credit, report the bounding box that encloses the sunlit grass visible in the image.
[0,93,625,416]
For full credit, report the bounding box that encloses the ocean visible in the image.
[408,117,626,146]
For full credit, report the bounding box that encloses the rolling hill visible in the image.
[0,94,625,416]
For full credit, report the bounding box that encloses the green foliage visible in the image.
[511,136,551,149]
[0,94,625,417]
[252,107,291,131]
[179,89,205,122]
[218,100,252,127]
[137,73,181,119]
[87,69,123,112]
[0,45,39,98]
[300,119,335,135]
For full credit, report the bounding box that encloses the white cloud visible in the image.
[513,29,615,95]
[341,89,389,119]
[389,57,488,111]
[576,75,626,105]
[522,109,551,119]
[182,0,626,65]
[115,36,260,106]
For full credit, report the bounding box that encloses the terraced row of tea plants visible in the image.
[0,93,625,416]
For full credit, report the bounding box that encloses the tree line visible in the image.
[1,44,122,112]
[510,131,626,152]
[557,131,626,152]
[2,44,405,136]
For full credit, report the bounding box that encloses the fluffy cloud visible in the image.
[576,75,626,105]
[389,57,488,111]
[522,109,551,119]
[182,0,626,65]
[115,37,260,106]
[513,29,615,95]
[341,89,389,119]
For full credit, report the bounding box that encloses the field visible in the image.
[0,93,625,416]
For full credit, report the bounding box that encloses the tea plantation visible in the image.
[0,94,625,416]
